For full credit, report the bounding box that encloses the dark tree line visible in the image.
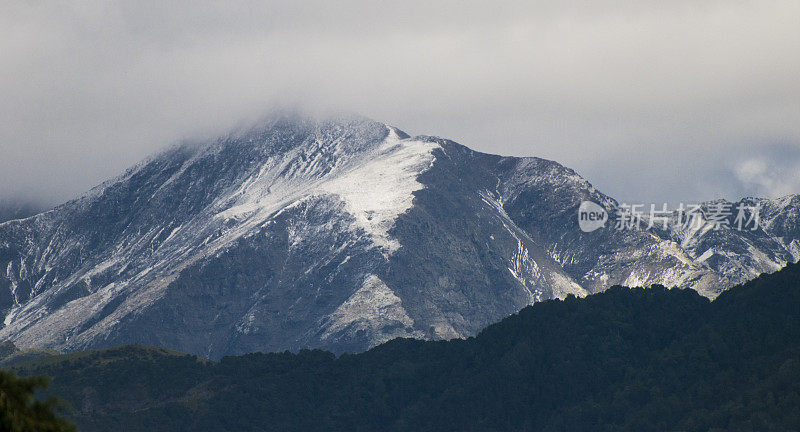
[6,262,800,431]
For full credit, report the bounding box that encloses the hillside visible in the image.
[7,262,799,431]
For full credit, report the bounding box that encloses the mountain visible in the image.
[1,113,798,358]
[8,262,800,432]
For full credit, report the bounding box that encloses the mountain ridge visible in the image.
[1,113,798,358]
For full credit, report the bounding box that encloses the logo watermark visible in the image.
[578,201,762,233]
[578,201,608,232]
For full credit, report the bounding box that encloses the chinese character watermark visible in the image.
[578,201,762,233]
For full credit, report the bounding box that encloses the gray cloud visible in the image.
[1,0,799,207]
[732,144,800,198]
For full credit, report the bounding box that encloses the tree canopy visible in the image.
[0,370,76,432]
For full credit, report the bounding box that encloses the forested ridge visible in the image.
[4,262,799,431]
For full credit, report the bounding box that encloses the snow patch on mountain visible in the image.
[319,128,438,253]
[321,274,422,344]
[214,127,437,254]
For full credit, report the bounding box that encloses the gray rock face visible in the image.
[0,114,797,358]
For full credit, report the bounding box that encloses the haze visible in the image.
[2,0,799,208]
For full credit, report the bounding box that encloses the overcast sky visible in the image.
[2,1,799,207]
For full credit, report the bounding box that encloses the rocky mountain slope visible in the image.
[1,114,797,358]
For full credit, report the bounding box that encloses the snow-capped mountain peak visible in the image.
[1,114,797,358]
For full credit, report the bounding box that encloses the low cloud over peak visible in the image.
[1,0,798,206]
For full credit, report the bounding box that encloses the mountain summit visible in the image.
[1,114,798,358]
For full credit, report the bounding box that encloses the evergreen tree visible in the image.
[0,370,76,432]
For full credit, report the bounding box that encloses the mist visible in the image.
[2,0,799,208]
